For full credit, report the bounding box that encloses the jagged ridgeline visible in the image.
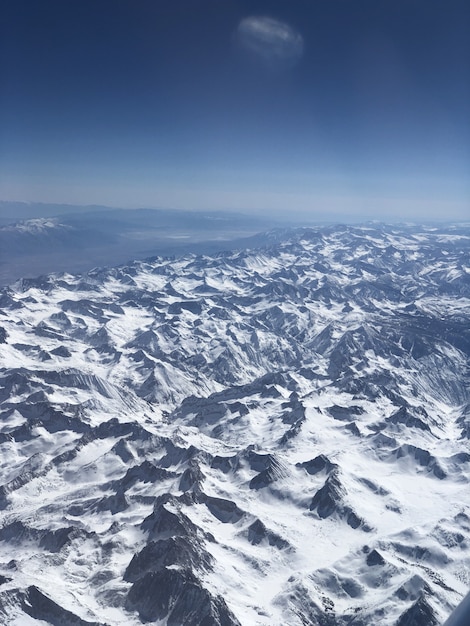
[0,224,469,625]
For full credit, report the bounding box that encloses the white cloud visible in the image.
[234,16,304,71]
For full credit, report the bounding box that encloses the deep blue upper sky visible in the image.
[1,0,469,220]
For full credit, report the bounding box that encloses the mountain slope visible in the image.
[0,224,469,625]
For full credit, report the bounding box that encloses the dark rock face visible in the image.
[297,454,335,475]
[0,586,106,626]
[96,491,129,514]
[111,460,173,491]
[310,471,344,518]
[168,300,202,315]
[0,521,93,554]
[309,471,371,531]
[141,501,199,540]
[246,519,289,549]
[124,536,212,582]
[211,455,238,473]
[396,596,438,626]
[179,460,204,492]
[50,345,72,357]
[204,496,244,524]
[24,586,105,625]
[39,527,80,552]
[248,454,286,489]
[366,549,386,566]
[394,445,447,479]
[126,569,241,625]
[386,407,431,433]
[245,450,286,480]
[328,405,364,421]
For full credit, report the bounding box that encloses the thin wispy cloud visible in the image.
[234,16,304,71]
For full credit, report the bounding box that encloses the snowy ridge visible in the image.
[0,224,469,625]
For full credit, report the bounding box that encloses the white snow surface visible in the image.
[0,224,469,625]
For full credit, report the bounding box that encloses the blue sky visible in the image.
[1,0,469,220]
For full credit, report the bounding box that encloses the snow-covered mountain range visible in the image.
[0,223,469,625]
[0,207,280,286]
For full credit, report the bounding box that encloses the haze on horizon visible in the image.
[1,0,469,222]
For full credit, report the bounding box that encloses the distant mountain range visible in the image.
[0,223,469,625]
[0,202,285,286]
